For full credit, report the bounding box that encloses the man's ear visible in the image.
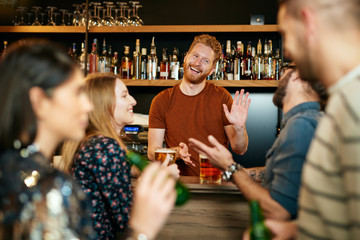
[208,65,216,76]
[29,87,49,119]
[300,7,318,44]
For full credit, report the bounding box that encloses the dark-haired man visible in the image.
[189,68,327,220]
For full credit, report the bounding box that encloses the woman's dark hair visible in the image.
[0,39,77,152]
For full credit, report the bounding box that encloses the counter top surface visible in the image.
[179,176,240,194]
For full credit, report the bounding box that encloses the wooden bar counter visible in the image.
[156,176,250,240]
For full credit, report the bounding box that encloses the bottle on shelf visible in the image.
[89,42,99,73]
[234,41,244,80]
[1,41,7,57]
[133,39,141,79]
[212,44,225,80]
[140,48,147,79]
[249,200,271,240]
[224,40,234,80]
[99,38,110,73]
[126,151,190,206]
[147,37,158,80]
[170,47,180,80]
[107,45,113,71]
[121,45,132,79]
[179,52,186,80]
[78,42,89,73]
[244,41,254,79]
[264,40,275,80]
[274,49,282,80]
[254,39,264,80]
[111,51,120,75]
[159,48,170,80]
[72,43,77,61]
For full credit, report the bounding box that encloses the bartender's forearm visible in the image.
[230,125,249,155]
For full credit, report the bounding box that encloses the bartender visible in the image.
[147,34,250,176]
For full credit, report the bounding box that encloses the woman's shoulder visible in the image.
[82,135,120,149]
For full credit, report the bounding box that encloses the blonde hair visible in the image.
[61,73,127,173]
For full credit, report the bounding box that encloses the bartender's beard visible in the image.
[183,62,212,85]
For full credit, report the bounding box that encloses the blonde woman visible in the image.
[62,73,178,239]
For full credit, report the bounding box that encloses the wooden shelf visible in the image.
[89,25,279,33]
[0,26,86,33]
[122,79,279,87]
[0,25,278,33]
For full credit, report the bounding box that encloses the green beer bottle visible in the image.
[249,200,271,240]
[126,151,190,206]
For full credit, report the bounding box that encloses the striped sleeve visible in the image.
[297,78,360,240]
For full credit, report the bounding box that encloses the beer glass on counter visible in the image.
[199,154,222,184]
[154,148,176,165]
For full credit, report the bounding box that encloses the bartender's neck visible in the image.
[180,78,206,96]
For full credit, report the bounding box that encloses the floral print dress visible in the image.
[72,135,132,240]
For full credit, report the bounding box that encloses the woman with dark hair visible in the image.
[0,40,176,240]
[0,39,96,239]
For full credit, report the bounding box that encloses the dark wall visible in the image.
[0,0,279,25]
[1,0,281,167]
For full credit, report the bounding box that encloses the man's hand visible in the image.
[177,142,195,167]
[224,89,251,129]
[188,135,234,170]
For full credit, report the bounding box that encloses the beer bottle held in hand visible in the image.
[126,151,190,206]
[249,200,271,240]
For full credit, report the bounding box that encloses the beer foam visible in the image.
[155,148,176,153]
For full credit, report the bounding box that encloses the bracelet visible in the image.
[222,162,243,182]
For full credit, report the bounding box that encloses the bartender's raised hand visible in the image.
[224,89,251,129]
[162,154,180,179]
[177,142,195,167]
[189,135,234,170]
[130,162,176,240]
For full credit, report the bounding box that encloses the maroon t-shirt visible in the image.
[149,82,233,176]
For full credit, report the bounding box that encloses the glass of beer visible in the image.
[154,148,176,165]
[199,154,222,184]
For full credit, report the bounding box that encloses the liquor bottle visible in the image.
[159,48,170,79]
[179,52,186,79]
[111,52,120,75]
[121,46,132,79]
[234,41,243,80]
[249,200,271,240]
[266,40,275,80]
[78,42,89,73]
[263,40,269,80]
[140,48,147,79]
[170,47,180,80]
[2,40,7,57]
[244,41,254,79]
[133,39,141,79]
[99,38,109,73]
[126,151,190,206]
[107,45,112,71]
[89,42,98,73]
[72,43,77,61]
[274,49,282,80]
[147,37,158,80]
[254,39,264,80]
[212,44,225,80]
[224,40,234,80]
